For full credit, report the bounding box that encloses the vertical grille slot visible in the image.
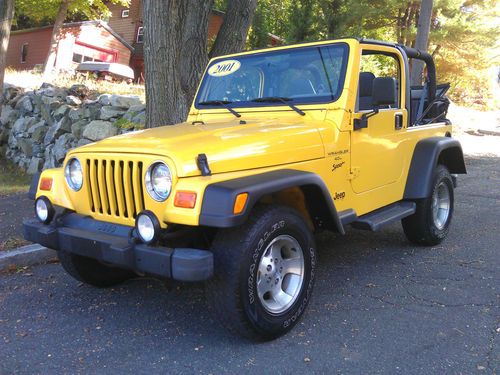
[132,161,144,215]
[97,159,110,215]
[114,160,126,217]
[106,160,118,216]
[139,162,145,211]
[122,161,134,218]
[89,159,101,213]
[86,159,95,212]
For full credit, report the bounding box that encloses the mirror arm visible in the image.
[353,106,379,130]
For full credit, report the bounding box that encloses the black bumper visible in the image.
[23,213,213,282]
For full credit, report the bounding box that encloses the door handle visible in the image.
[395,113,403,130]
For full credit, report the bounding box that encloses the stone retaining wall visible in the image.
[0,83,145,174]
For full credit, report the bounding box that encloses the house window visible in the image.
[21,43,29,63]
[72,53,83,63]
[121,9,130,18]
[136,26,144,43]
[72,53,104,64]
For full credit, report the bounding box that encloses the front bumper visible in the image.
[23,213,213,282]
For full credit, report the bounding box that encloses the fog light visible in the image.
[35,196,55,224]
[135,211,161,244]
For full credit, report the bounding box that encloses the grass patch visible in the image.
[114,118,144,130]
[4,68,145,101]
[0,157,32,196]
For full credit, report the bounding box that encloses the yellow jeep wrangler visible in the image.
[24,38,466,339]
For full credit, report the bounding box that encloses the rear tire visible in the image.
[58,251,134,287]
[402,165,454,245]
[205,205,316,340]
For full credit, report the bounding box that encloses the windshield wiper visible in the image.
[251,97,305,116]
[198,100,241,118]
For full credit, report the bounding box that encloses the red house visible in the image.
[6,21,133,72]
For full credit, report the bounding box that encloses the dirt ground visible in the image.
[448,104,500,157]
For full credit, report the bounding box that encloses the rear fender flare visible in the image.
[404,137,466,200]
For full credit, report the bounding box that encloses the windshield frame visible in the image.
[193,42,350,110]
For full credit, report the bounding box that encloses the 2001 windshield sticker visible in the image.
[208,60,241,77]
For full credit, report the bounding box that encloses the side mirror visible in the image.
[372,77,397,107]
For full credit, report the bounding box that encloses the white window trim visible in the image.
[136,26,144,43]
[121,9,130,18]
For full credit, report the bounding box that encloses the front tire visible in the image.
[205,205,316,340]
[402,164,454,245]
[58,251,135,287]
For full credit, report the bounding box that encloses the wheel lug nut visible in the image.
[267,265,272,272]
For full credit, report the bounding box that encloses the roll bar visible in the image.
[400,46,437,103]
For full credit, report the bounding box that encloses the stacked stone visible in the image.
[0,83,145,174]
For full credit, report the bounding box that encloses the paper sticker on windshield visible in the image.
[208,60,241,77]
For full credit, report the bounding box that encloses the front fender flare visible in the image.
[199,169,344,234]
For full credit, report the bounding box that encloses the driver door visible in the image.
[350,46,408,195]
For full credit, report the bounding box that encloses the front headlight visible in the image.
[64,157,83,191]
[145,162,172,201]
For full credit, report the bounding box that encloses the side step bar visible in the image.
[351,201,416,231]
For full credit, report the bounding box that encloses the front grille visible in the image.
[84,158,145,221]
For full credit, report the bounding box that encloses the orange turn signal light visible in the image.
[233,193,248,215]
[174,191,197,209]
[39,177,53,191]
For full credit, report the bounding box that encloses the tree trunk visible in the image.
[179,0,214,107]
[143,0,213,128]
[320,0,343,39]
[404,2,417,47]
[143,0,256,127]
[0,0,14,104]
[210,0,257,58]
[411,0,433,86]
[43,0,71,79]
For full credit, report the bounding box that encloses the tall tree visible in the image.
[143,0,257,128]
[412,0,434,85]
[210,0,257,58]
[43,0,71,78]
[287,0,318,42]
[0,0,14,104]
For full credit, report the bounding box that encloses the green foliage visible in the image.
[247,0,292,49]
[14,0,129,26]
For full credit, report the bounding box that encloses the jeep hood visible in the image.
[74,119,325,177]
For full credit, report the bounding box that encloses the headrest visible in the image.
[359,72,376,97]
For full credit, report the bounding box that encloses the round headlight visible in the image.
[145,162,172,201]
[135,211,161,244]
[64,157,83,191]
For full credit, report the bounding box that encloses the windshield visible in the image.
[195,43,349,109]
